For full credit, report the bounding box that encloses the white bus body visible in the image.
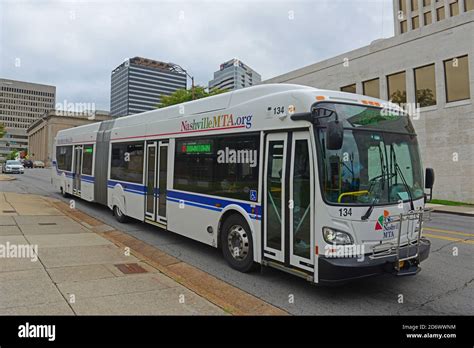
[52,84,432,284]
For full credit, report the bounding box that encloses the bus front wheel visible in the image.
[113,205,128,223]
[221,214,255,273]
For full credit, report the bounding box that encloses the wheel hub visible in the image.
[227,225,249,261]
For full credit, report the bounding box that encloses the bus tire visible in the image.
[221,214,255,273]
[113,205,128,223]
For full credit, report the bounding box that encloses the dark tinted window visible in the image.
[415,64,437,107]
[174,134,260,201]
[57,146,72,171]
[82,144,94,175]
[444,55,471,103]
[341,84,356,94]
[110,142,144,183]
[387,71,407,104]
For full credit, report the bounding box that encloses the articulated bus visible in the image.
[52,84,435,284]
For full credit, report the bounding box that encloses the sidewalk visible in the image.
[0,174,16,181]
[426,203,474,217]
[0,192,286,315]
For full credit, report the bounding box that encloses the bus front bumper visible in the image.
[318,237,431,285]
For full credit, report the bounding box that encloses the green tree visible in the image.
[389,90,407,105]
[0,122,5,139]
[7,150,18,160]
[416,88,435,108]
[157,86,228,108]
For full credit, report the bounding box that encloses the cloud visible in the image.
[0,0,394,110]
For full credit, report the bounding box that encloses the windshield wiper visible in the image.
[361,197,379,220]
[390,145,415,211]
[395,163,415,211]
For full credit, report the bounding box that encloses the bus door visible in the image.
[73,145,83,196]
[145,140,168,227]
[263,131,314,273]
[145,142,157,221]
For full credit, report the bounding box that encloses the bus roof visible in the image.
[55,83,404,142]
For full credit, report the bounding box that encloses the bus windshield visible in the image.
[316,103,424,205]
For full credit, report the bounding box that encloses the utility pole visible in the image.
[170,63,195,100]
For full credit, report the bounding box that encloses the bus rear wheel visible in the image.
[221,214,255,273]
[113,205,128,223]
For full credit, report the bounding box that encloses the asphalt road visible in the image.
[2,169,473,315]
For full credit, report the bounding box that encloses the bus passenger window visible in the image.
[174,133,260,201]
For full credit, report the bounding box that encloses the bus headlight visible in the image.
[323,227,353,245]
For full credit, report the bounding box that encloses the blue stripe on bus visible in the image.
[167,197,223,212]
[53,162,94,182]
[167,190,261,220]
[105,182,261,220]
[107,180,146,195]
[81,175,95,183]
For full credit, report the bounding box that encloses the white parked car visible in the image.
[2,160,25,174]
[33,160,45,168]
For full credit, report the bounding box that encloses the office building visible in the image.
[110,57,187,117]
[27,110,112,167]
[0,78,56,162]
[208,59,261,91]
[265,0,474,202]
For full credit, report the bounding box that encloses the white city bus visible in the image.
[52,84,434,284]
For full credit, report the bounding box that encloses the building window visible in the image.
[387,72,407,104]
[341,84,356,94]
[423,0,432,6]
[174,133,260,201]
[444,55,471,103]
[110,142,144,184]
[436,6,446,20]
[401,20,408,33]
[424,11,433,24]
[412,15,420,29]
[450,0,460,15]
[363,78,380,99]
[82,144,94,175]
[411,0,419,11]
[415,64,437,107]
[56,146,72,171]
[400,0,407,14]
[466,0,474,11]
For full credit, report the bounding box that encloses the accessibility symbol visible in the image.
[250,190,257,202]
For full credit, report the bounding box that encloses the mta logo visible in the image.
[375,210,390,231]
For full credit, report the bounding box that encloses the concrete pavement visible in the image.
[0,192,285,315]
[0,174,16,181]
[2,169,473,316]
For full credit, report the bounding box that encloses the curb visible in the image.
[0,175,16,181]
[48,198,288,316]
[430,208,474,218]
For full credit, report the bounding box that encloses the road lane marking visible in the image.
[423,227,474,237]
[423,233,474,245]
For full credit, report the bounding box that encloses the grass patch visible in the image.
[430,199,474,207]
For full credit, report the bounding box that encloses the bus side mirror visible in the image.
[424,168,435,202]
[425,168,434,189]
[327,121,343,150]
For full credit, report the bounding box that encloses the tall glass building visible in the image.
[208,59,261,91]
[110,57,187,117]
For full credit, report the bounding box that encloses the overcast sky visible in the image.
[0,0,394,110]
